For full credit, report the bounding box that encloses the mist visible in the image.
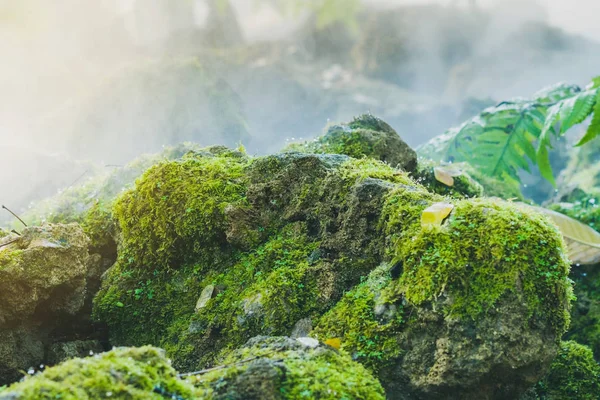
[1,0,599,217]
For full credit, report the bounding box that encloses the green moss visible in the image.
[385,196,572,329]
[93,148,573,392]
[548,198,600,360]
[192,336,386,400]
[313,265,404,372]
[162,223,324,371]
[285,114,417,172]
[0,346,197,400]
[534,341,600,399]
[113,152,249,270]
[93,151,251,352]
[414,160,484,199]
[564,263,600,361]
[16,143,207,255]
[94,152,415,371]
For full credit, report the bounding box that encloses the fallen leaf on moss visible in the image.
[421,202,454,227]
[324,338,341,349]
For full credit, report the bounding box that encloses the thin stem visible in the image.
[2,205,27,227]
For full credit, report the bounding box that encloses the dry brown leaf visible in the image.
[520,204,600,265]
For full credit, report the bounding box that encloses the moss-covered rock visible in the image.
[192,336,385,399]
[314,196,573,399]
[92,145,573,398]
[531,341,600,400]
[0,224,93,384]
[547,199,600,360]
[413,160,484,199]
[0,346,197,399]
[94,152,412,371]
[285,114,418,173]
[0,339,385,400]
[563,263,600,362]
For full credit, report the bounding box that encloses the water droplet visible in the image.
[27,368,35,375]
[89,350,94,355]
[106,391,113,397]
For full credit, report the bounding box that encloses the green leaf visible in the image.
[533,83,581,104]
[536,144,556,187]
[559,89,597,133]
[576,90,600,146]
[588,76,600,90]
[418,80,584,190]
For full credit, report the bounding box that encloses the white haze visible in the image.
[0,0,599,217]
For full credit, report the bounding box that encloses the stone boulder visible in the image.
[285,114,418,173]
[0,224,94,384]
[0,346,196,399]
[193,336,385,399]
[92,144,572,399]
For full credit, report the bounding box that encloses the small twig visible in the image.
[0,238,19,249]
[10,230,20,236]
[2,205,27,227]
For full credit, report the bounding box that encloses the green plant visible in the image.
[419,77,600,191]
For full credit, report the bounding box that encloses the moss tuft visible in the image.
[0,346,197,400]
[313,265,404,372]
[192,336,385,400]
[533,341,600,400]
[285,114,417,172]
[113,152,249,271]
[384,196,572,328]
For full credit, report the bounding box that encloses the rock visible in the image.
[285,114,418,173]
[0,224,94,384]
[91,142,572,398]
[295,337,319,348]
[1,338,384,400]
[192,336,385,399]
[45,340,105,365]
[195,285,216,311]
[314,196,573,399]
[0,224,89,324]
[290,318,313,338]
[0,346,197,399]
[0,328,44,383]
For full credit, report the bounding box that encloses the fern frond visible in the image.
[418,82,587,190]
[560,89,598,132]
[533,83,581,104]
[576,89,600,147]
[418,102,547,187]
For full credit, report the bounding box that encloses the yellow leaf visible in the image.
[324,338,341,349]
[520,204,600,265]
[421,202,454,227]
[433,167,454,187]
